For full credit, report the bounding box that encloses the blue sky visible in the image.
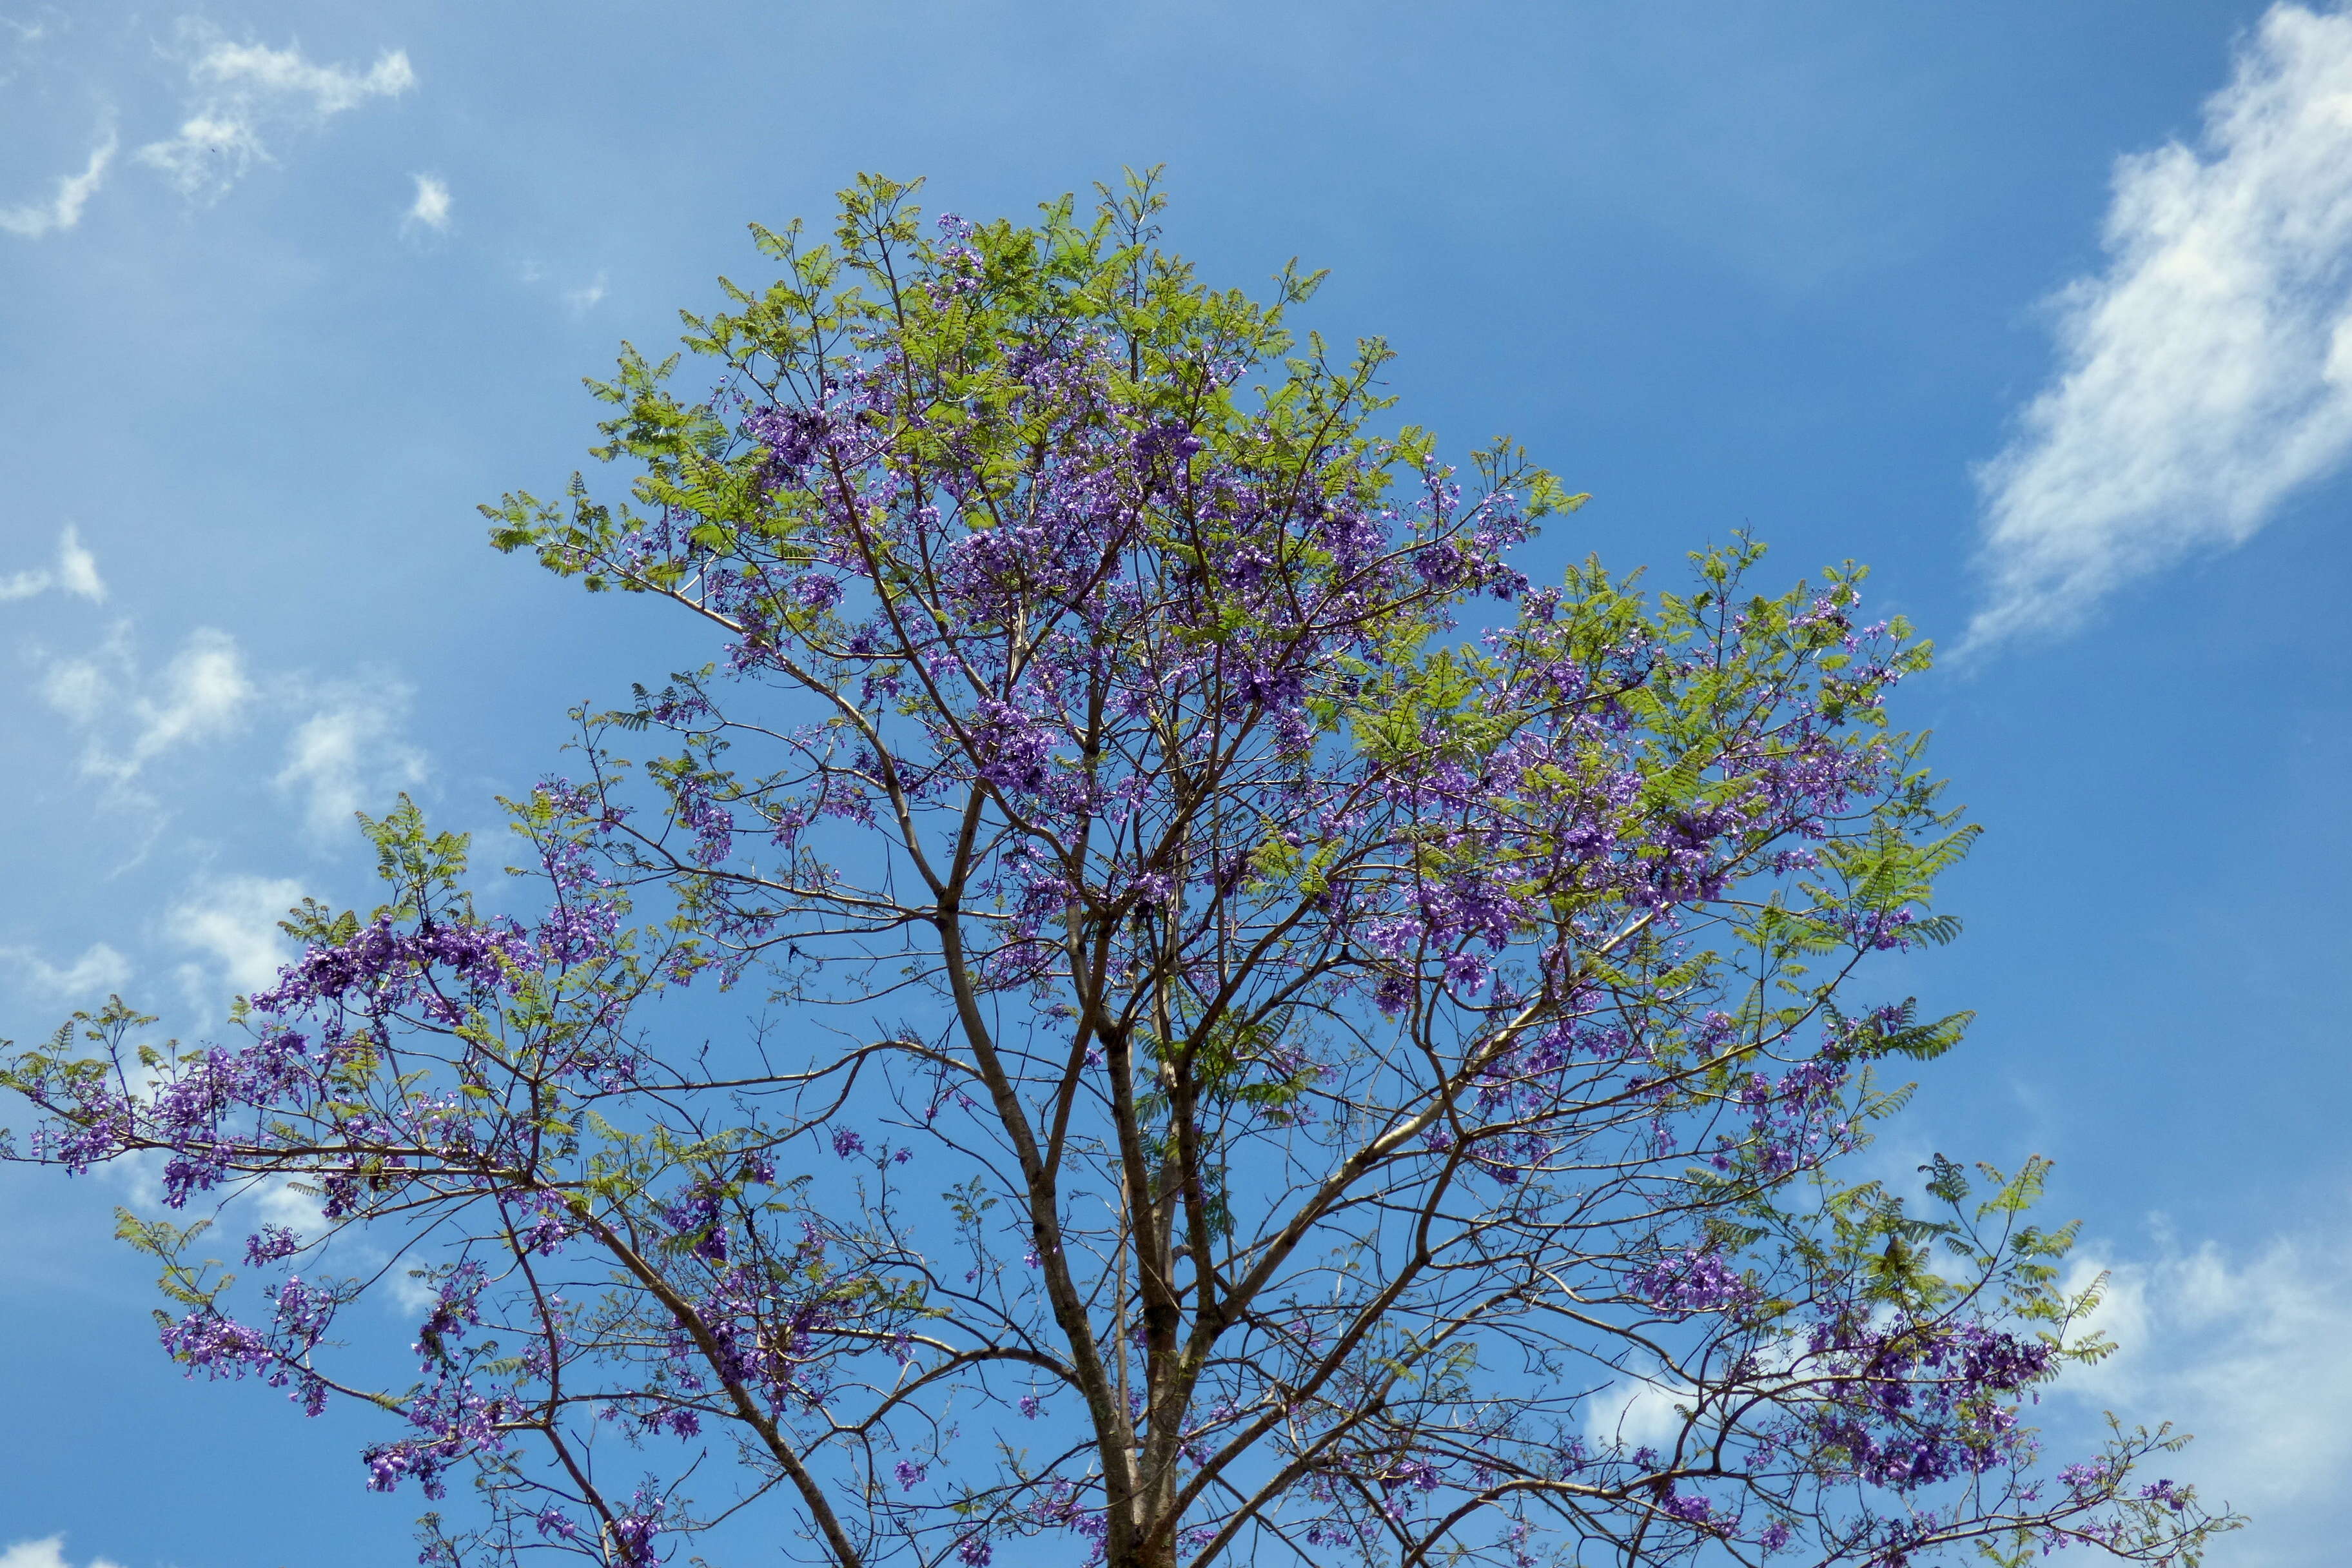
[3,3,2349,1563]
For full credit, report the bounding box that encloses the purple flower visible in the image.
[534,1506,583,1543]
[1632,1248,1754,1317]
[244,1224,301,1265]
[744,404,832,473]
[609,1491,667,1567]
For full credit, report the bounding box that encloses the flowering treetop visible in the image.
[3,173,2231,1568]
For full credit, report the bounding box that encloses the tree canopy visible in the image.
[3,173,2231,1568]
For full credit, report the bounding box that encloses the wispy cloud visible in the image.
[0,130,116,239]
[1971,4,2352,647]
[0,943,130,1003]
[275,678,428,840]
[25,605,431,843]
[564,270,609,315]
[2065,1215,2352,1557]
[137,24,415,202]
[0,8,63,88]
[404,171,450,233]
[1585,1372,1692,1451]
[0,1537,125,1568]
[187,35,416,114]
[166,873,304,998]
[517,259,614,313]
[0,524,104,601]
[42,625,255,788]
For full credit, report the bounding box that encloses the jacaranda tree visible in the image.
[3,174,2232,1568]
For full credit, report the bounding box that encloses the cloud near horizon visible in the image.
[1970,3,2352,647]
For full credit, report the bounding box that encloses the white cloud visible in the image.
[2064,1216,2352,1560]
[1585,1373,1692,1451]
[252,1176,328,1235]
[386,1266,442,1314]
[1971,3,2352,646]
[275,679,427,840]
[0,943,131,1002]
[54,525,102,600]
[0,1536,124,1568]
[0,11,54,47]
[43,625,255,786]
[0,524,105,602]
[93,1150,328,1246]
[404,171,450,233]
[0,8,64,89]
[26,623,430,838]
[166,873,304,997]
[0,129,116,239]
[190,35,416,113]
[137,25,415,202]
[564,270,609,315]
[136,113,269,200]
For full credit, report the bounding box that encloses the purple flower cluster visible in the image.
[607,1489,667,1567]
[1786,1313,2057,1491]
[250,916,533,1024]
[1631,1248,1754,1317]
[159,1272,337,1416]
[362,1375,510,1500]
